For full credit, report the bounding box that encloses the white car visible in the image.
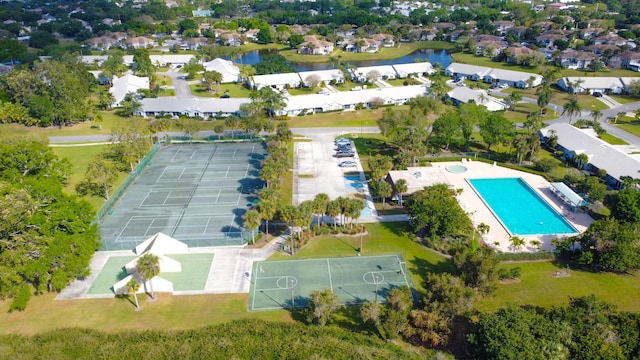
[338,161,358,167]
[499,83,509,89]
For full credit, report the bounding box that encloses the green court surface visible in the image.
[249,255,413,311]
[99,143,265,251]
[86,253,214,295]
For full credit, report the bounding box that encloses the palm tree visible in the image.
[509,236,525,252]
[126,278,141,311]
[239,64,256,87]
[243,209,262,244]
[574,153,589,169]
[394,179,408,207]
[312,193,330,225]
[590,109,603,123]
[278,204,297,254]
[536,83,552,114]
[615,111,627,123]
[508,91,523,111]
[326,200,342,228]
[524,111,543,133]
[136,253,161,300]
[529,239,542,252]
[572,78,585,94]
[477,222,490,238]
[257,200,277,235]
[562,97,581,124]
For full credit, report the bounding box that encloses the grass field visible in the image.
[189,83,252,98]
[599,132,629,145]
[476,261,640,312]
[501,87,609,112]
[616,123,640,137]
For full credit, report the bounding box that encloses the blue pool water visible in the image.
[344,175,373,216]
[469,178,577,236]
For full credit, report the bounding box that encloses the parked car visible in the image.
[335,138,351,145]
[338,161,357,167]
[499,83,509,89]
[593,92,603,98]
[336,144,352,150]
[335,151,355,158]
[457,82,467,87]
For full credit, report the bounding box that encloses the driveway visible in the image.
[157,70,195,100]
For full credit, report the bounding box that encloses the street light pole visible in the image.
[291,278,295,310]
[374,274,379,303]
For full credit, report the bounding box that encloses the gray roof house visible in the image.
[135,98,248,119]
[556,77,625,94]
[483,69,543,88]
[444,63,492,81]
[540,123,640,189]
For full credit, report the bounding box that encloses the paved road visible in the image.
[157,70,195,100]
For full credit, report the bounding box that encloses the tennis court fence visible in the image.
[96,142,161,222]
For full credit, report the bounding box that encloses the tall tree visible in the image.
[257,200,277,235]
[202,70,223,93]
[250,87,287,118]
[136,253,161,300]
[394,179,408,207]
[308,289,341,326]
[562,97,581,124]
[479,112,514,151]
[243,209,262,244]
[312,193,330,225]
[126,278,141,311]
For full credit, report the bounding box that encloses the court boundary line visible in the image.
[249,255,413,311]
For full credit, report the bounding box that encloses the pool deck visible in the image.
[436,160,593,253]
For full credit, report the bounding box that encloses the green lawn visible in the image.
[283,107,398,128]
[502,103,556,123]
[190,83,252,98]
[476,261,640,312]
[501,87,609,112]
[599,132,629,145]
[450,53,539,74]
[608,94,640,104]
[268,222,453,295]
[287,87,318,96]
[616,123,640,137]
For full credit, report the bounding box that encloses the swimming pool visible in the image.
[469,178,577,236]
[344,175,373,216]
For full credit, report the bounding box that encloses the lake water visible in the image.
[234,49,452,72]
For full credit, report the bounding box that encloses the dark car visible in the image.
[593,92,603,98]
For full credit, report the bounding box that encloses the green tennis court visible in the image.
[86,253,214,296]
[248,255,413,311]
[99,143,266,250]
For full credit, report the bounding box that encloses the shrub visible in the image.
[9,284,32,312]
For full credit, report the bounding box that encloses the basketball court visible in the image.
[99,143,266,250]
[249,255,413,311]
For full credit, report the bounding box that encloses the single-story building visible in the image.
[149,55,195,68]
[202,58,240,83]
[351,65,398,82]
[539,123,640,189]
[483,69,543,88]
[275,85,428,116]
[79,55,109,66]
[135,97,249,119]
[298,69,345,87]
[445,87,507,112]
[385,167,451,197]
[251,72,303,90]
[392,62,435,77]
[556,77,624,94]
[444,63,492,81]
[109,74,149,107]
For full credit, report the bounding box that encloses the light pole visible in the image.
[291,278,295,310]
[374,274,380,302]
[359,232,363,254]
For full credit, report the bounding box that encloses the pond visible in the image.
[233,49,452,72]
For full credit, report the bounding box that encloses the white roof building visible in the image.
[446,87,507,111]
[392,62,436,77]
[298,69,345,86]
[386,166,450,195]
[540,123,640,188]
[556,77,625,94]
[134,232,188,255]
[351,65,398,82]
[251,73,302,90]
[202,58,240,83]
[277,85,427,116]
[79,55,109,66]
[109,74,149,107]
[483,69,543,88]
[136,97,249,118]
[444,63,492,80]
[149,54,195,67]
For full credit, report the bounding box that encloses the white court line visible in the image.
[157,167,170,183]
[170,148,182,162]
[190,150,197,160]
[139,190,153,209]
[244,164,250,178]
[327,259,333,292]
[215,189,221,203]
[232,149,238,158]
[236,192,242,206]
[144,218,158,236]
[177,168,186,180]
[202,217,212,234]
[162,190,173,206]
[114,217,135,242]
[225,166,230,178]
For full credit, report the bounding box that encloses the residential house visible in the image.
[557,50,597,69]
[540,123,640,189]
[298,35,334,55]
[556,77,624,94]
[86,35,119,51]
[290,25,310,35]
[474,40,508,56]
[149,55,194,68]
[344,38,378,53]
[619,77,640,93]
[617,51,640,71]
[109,74,149,107]
[535,32,568,48]
[371,33,395,47]
[251,73,303,90]
[202,58,241,83]
[136,98,248,119]
[533,21,555,31]
[218,32,243,46]
[192,9,213,17]
[483,69,543,88]
[445,87,507,112]
[298,69,344,87]
[444,63,492,81]
[244,29,260,42]
[510,26,529,40]
[473,34,502,43]
[584,44,618,56]
[350,65,397,82]
[124,36,154,49]
[492,20,515,35]
[275,85,428,116]
[579,28,604,39]
[504,46,538,64]
[79,55,109,66]
[392,62,435,78]
[593,34,627,47]
[449,30,466,42]
[183,37,209,50]
[432,22,456,31]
